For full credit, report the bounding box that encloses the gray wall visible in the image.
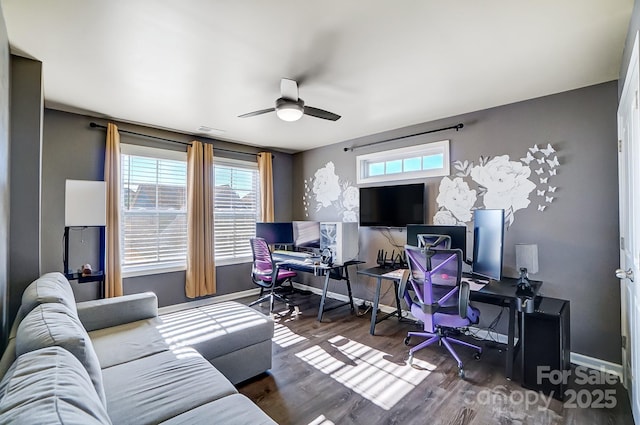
[0,5,9,346]
[8,56,42,324]
[41,109,293,307]
[293,81,621,364]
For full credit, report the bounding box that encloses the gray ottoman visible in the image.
[159,301,274,384]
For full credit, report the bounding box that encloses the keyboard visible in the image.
[273,250,311,259]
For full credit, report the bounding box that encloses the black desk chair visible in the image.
[248,237,297,314]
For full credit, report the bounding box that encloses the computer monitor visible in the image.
[255,222,294,246]
[471,209,505,281]
[293,221,321,249]
[406,224,467,261]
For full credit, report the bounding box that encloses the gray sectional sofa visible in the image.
[0,272,277,424]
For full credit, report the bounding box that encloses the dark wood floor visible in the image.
[236,293,633,425]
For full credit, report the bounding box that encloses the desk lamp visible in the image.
[515,243,538,290]
[515,243,538,313]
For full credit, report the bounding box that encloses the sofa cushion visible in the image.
[160,394,277,425]
[0,339,16,384]
[16,303,106,407]
[158,301,274,360]
[101,349,237,425]
[0,346,112,424]
[21,272,77,316]
[88,317,170,368]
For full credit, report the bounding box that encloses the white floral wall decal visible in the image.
[303,161,359,222]
[435,144,560,227]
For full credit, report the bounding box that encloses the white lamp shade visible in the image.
[515,243,539,274]
[65,180,107,226]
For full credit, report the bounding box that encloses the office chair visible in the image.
[416,234,451,249]
[400,244,482,378]
[249,237,297,314]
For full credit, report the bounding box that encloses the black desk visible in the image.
[357,267,406,335]
[272,253,360,322]
[358,266,542,380]
[470,276,542,380]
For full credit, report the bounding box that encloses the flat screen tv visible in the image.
[359,183,425,227]
[406,224,467,261]
[255,222,294,246]
[472,209,505,281]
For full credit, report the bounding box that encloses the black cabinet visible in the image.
[521,297,570,400]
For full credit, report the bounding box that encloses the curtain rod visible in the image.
[343,123,464,152]
[89,122,271,158]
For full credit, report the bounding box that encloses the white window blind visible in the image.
[214,158,259,264]
[120,145,187,275]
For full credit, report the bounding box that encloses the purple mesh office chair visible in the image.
[400,244,482,378]
[249,237,297,314]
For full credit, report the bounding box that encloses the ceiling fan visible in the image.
[238,78,341,122]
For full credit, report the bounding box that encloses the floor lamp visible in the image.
[64,180,107,277]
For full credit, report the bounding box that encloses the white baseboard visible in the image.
[293,282,624,378]
[570,352,624,379]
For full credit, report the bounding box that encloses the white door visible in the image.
[618,30,640,422]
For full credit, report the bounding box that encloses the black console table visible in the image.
[64,226,106,299]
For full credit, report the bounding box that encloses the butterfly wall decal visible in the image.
[536,157,545,164]
[529,144,540,154]
[548,186,557,193]
[541,143,556,157]
[546,196,554,203]
[538,205,546,211]
[535,168,544,175]
[549,169,557,176]
[537,190,546,196]
[546,156,559,168]
[540,177,548,183]
[520,152,534,165]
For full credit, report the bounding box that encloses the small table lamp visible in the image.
[515,243,538,290]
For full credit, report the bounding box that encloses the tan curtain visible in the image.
[186,141,216,298]
[257,152,274,222]
[104,123,123,298]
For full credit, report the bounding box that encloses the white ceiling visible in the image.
[1,0,634,152]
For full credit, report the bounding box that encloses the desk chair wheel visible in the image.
[458,368,465,379]
[474,351,482,360]
[404,336,411,346]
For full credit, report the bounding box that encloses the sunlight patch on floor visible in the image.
[308,415,335,425]
[295,335,436,410]
[273,323,307,348]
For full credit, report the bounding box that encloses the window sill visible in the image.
[122,264,186,279]
[121,257,251,277]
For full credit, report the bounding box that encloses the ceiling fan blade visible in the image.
[238,108,275,118]
[304,106,341,121]
[280,78,299,101]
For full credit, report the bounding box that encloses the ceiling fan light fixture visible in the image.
[275,98,304,122]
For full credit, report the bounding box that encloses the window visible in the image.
[356,140,450,184]
[120,144,188,277]
[119,146,260,275]
[214,158,260,265]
